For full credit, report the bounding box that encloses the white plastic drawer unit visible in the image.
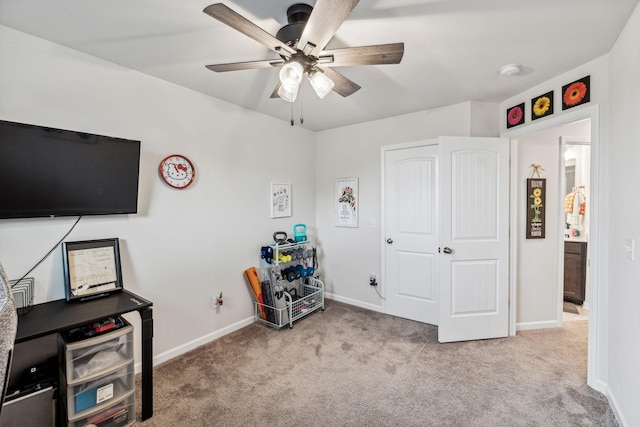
[68,392,135,427]
[59,319,136,426]
[63,361,134,418]
[59,321,134,383]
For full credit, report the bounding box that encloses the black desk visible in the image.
[15,289,154,421]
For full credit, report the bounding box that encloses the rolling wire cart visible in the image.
[256,238,324,329]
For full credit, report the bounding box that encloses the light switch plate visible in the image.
[624,237,635,261]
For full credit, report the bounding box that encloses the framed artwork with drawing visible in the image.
[335,178,358,227]
[62,238,124,301]
[271,183,291,218]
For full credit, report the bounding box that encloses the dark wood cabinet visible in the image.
[564,241,587,304]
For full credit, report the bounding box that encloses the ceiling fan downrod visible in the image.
[275,4,313,47]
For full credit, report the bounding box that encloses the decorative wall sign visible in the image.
[562,75,590,110]
[271,183,291,218]
[531,91,554,120]
[526,178,546,239]
[506,102,525,128]
[335,177,358,227]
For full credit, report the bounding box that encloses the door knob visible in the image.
[443,247,453,254]
[386,238,394,244]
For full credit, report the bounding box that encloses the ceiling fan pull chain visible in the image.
[300,98,304,125]
[290,101,294,126]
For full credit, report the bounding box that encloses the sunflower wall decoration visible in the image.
[526,178,546,239]
[562,76,590,110]
[506,102,525,128]
[531,91,554,120]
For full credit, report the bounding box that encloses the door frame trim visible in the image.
[502,104,601,391]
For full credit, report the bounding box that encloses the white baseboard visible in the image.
[134,315,255,373]
[588,377,608,395]
[604,384,628,427]
[324,292,383,313]
[516,320,561,331]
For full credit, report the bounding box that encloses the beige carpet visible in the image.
[135,300,617,426]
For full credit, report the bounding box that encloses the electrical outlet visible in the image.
[369,274,377,286]
[213,292,223,309]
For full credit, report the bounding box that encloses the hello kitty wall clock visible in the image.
[159,154,195,189]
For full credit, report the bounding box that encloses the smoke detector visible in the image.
[499,64,521,77]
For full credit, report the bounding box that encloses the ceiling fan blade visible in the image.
[206,59,284,73]
[297,0,360,58]
[320,67,361,97]
[320,43,404,67]
[270,81,282,99]
[203,3,296,57]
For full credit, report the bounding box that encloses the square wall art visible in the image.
[506,102,525,128]
[531,91,554,120]
[562,76,590,110]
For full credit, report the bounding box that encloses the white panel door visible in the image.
[438,137,510,342]
[384,143,439,325]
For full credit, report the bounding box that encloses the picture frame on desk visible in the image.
[62,238,124,302]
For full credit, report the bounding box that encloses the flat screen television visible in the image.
[0,119,140,219]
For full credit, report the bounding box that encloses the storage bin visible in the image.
[62,361,134,417]
[255,279,324,329]
[68,391,135,427]
[59,318,136,426]
[59,321,133,383]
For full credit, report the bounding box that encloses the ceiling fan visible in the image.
[203,1,404,103]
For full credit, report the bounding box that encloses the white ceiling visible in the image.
[1,0,637,131]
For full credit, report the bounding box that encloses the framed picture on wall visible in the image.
[335,177,358,227]
[271,183,291,218]
[531,91,554,120]
[526,178,546,239]
[506,102,525,128]
[562,76,590,110]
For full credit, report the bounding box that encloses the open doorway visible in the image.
[512,118,591,331]
[506,105,601,391]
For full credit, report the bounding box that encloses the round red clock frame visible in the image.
[159,154,196,189]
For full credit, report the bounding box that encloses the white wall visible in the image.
[607,2,640,425]
[314,101,498,309]
[0,26,316,363]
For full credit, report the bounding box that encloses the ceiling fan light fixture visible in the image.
[279,61,304,89]
[308,70,334,99]
[278,82,299,103]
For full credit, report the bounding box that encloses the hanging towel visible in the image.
[566,190,586,225]
[564,192,575,213]
[573,191,586,215]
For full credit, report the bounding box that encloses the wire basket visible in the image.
[255,278,324,329]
